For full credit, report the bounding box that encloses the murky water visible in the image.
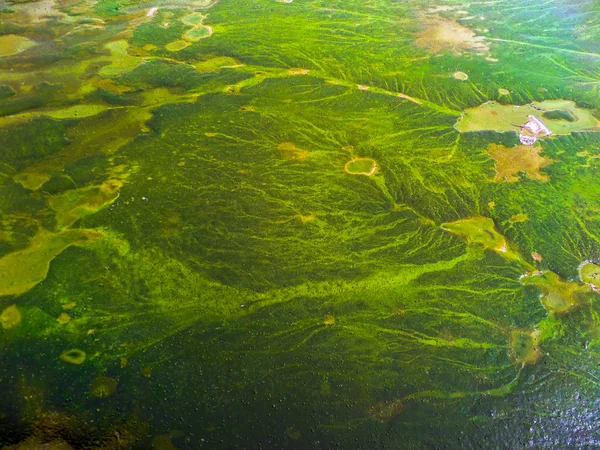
[1,0,600,448]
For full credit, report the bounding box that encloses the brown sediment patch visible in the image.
[488,143,555,183]
[324,315,335,325]
[0,229,103,297]
[415,15,489,55]
[277,142,309,161]
[1,305,22,329]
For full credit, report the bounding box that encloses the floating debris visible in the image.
[519,115,551,146]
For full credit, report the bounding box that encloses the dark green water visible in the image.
[1,0,600,448]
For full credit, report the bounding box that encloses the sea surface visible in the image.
[1,0,600,448]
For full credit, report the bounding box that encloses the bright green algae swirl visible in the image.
[1,0,600,448]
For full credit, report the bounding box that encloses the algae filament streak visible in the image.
[1,0,600,448]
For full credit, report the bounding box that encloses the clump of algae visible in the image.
[521,270,585,315]
[579,262,600,288]
[1,304,22,329]
[277,142,309,161]
[90,375,118,398]
[0,229,103,297]
[344,157,377,176]
[59,349,86,365]
[441,216,525,263]
[509,329,541,365]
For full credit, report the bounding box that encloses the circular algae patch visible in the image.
[509,330,541,365]
[184,26,213,41]
[498,88,510,96]
[1,304,22,329]
[60,349,86,365]
[90,375,118,398]
[165,40,189,52]
[453,71,468,81]
[580,262,600,287]
[344,158,377,176]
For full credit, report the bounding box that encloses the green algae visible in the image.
[520,270,587,315]
[1,0,600,447]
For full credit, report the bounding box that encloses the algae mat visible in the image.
[1,0,600,448]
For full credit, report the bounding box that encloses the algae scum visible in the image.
[1,0,600,447]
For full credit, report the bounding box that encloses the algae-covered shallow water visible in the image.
[1,0,600,448]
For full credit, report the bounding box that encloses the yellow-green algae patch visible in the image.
[0,104,111,128]
[579,262,600,287]
[48,176,124,229]
[165,40,189,52]
[14,110,148,191]
[184,26,213,41]
[0,34,37,57]
[193,56,241,73]
[509,329,541,365]
[181,12,213,41]
[1,304,22,329]
[456,100,600,135]
[99,40,144,77]
[90,375,118,398]
[60,349,86,365]
[0,229,104,297]
[277,142,309,161]
[344,158,377,176]
[441,216,524,263]
[488,143,555,183]
[521,270,587,314]
[182,12,206,26]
